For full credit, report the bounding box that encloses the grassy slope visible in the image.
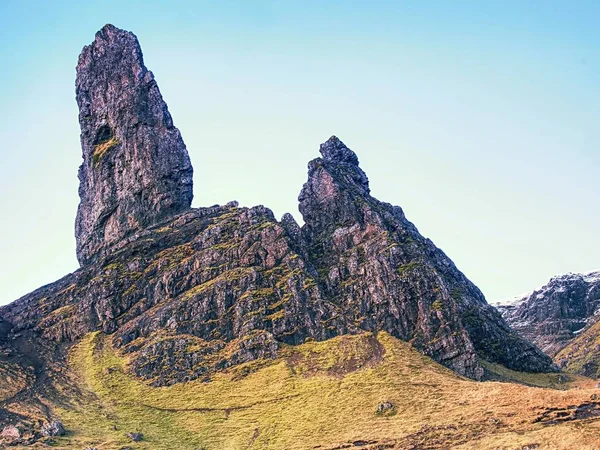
[0,361,29,403]
[16,332,600,450]
[555,320,600,377]
[0,359,45,425]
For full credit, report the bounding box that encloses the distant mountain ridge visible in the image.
[496,271,600,364]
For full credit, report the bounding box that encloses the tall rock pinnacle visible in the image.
[75,24,193,266]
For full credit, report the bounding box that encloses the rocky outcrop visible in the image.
[555,318,600,378]
[2,203,352,386]
[497,272,600,356]
[75,24,193,266]
[0,25,558,402]
[298,136,555,377]
[0,318,11,340]
[3,136,556,385]
[41,421,65,437]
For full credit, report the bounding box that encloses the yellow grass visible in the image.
[92,136,118,166]
[13,331,600,450]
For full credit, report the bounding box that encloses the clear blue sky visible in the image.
[1,1,599,305]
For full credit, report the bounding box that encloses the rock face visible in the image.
[497,272,600,356]
[0,25,558,405]
[497,272,600,377]
[75,24,193,266]
[1,425,20,440]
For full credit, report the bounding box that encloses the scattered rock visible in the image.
[126,432,143,442]
[535,401,600,425]
[591,393,598,401]
[352,440,377,447]
[1,425,20,441]
[41,421,65,437]
[376,401,395,415]
[521,444,540,450]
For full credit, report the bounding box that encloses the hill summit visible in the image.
[0,24,560,444]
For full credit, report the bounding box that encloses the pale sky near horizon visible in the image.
[0,1,599,306]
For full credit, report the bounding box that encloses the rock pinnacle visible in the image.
[74,24,193,265]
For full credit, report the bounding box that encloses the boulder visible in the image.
[41,421,65,437]
[126,432,143,442]
[1,425,20,441]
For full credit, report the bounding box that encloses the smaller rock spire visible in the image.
[315,136,370,195]
[298,136,370,233]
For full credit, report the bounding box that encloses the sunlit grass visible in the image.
[29,331,600,450]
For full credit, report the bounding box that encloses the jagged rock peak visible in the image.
[320,135,359,165]
[302,136,370,201]
[299,137,368,232]
[75,24,193,266]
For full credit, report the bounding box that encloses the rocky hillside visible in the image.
[497,272,600,357]
[555,318,600,378]
[0,24,565,446]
